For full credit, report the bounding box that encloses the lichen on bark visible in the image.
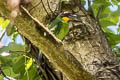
[1,0,120,80]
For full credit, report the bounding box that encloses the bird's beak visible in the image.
[72,14,77,17]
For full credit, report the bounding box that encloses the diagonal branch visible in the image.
[20,5,61,43]
[0,0,95,80]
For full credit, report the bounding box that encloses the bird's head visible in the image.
[59,12,77,22]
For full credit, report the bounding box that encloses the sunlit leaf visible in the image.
[25,58,35,70]
[23,64,40,80]
[6,24,16,36]
[2,20,10,29]
[11,32,19,42]
[117,27,120,32]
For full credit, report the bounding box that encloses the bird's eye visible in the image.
[69,13,72,16]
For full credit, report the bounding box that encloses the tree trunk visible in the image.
[0,0,120,80]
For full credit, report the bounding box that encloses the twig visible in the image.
[39,65,49,80]
[41,0,50,18]
[96,5,104,21]
[88,0,90,8]
[0,68,10,80]
[29,1,42,12]
[46,0,56,16]
[9,50,28,53]
[20,5,62,43]
[0,29,6,41]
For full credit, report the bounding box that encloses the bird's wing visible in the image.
[56,21,69,40]
[53,21,62,35]
[48,17,62,30]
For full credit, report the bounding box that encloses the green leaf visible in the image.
[23,64,40,80]
[81,0,86,6]
[100,16,119,28]
[0,46,9,53]
[102,28,114,34]
[11,32,19,41]
[13,56,25,74]
[1,19,10,29]
[2,67,18,78]
[99,7,111,19]
[117,27,120,32]
[105,32,120,46]
[0,75,3,80]
[6,23,16,36]
[8,42,24,51]
[112,0,119,5]
[0,56,13,67]
[92,0,111,18]
[100,20,116,28]
[116,0,120,2]
[25,58,35,70]
[93,0,110,5]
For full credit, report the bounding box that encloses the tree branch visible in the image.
[0,0,95,80]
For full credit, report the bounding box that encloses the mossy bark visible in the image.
[0,0,120,80]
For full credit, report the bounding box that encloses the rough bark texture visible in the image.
[0,0,120,80]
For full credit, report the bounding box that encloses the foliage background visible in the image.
[0,0,120,79]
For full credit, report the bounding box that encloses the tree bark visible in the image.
[0,0,120,80]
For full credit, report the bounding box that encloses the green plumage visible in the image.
[49,16,69,40]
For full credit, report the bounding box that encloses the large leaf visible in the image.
[110,6,120,17]
[13,56,25,74]
[0,46,9,53]
[117,27,120,32]
[25,58,35,70]
[92,3,110,18]
[2,67,18,78]
[99,7,111,19]
[23,64,41,80]
[8,42,24,51]
[1,19,10,29]
[6,24,16,36]
[100,20,116,28]
[105,32,120,46]
[100,16,119,28]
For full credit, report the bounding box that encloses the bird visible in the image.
[48,12,74,40]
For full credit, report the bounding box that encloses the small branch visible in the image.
[88,0,91,8]
[46,0,56,16]
[40,0,50,18]
[20,5,62,43]
[0,29,6,41]
[0,67,10,80]
[9,50,28,53]
[29,1,42,12]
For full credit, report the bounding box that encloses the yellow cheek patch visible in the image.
[62,17,70,22]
